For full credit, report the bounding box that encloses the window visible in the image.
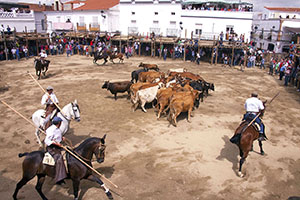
[171,12,175,15]
[131,20,136,24]
[132,12,135,15]
[153,20,159,24]
[92,16,98,26]
[195,29,202,35]
[154,12,158,15]
[79,16,84,26]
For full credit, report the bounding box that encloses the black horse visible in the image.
[13,136,113,200]
[34,58,50,80]
[93,51,109,65]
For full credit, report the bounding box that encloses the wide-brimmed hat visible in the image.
[46,86,53,90]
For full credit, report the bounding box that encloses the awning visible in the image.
[0,2,29,9]
[284,26,300,34]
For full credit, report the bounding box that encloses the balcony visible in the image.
[149,28,160,35]
[128,27,138,35]
[0,10,34,19]
[89,23,100,32]
[53,22,73,31]
[77,23,86,31]
[166,28,178,37]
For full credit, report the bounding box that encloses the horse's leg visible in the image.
[258,140,265,155]
[238,157,246,178]
[72,179,80,200]
[35,174,48,200]
[13,176,33,200]
[86,175,113,200]
[114,93,117,100]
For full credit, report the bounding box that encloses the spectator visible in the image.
[196,51,201,65]
[11,47,16,60]
[284,66,291,86]
[163,48,167,61]
[23,46,28,59]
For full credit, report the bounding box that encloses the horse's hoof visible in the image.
[238,171,244,178]
[261,151,265,156]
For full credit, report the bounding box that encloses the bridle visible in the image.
[71,103,80,121]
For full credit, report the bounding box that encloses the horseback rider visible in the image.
[41,86,59,129]
[45,116,67,185]
[39,49,47,65]
[243,92,266,141]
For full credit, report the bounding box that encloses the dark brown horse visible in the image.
[34,59,50,80]
[13,135,113,200]
[230,121,264,177]
[107,50,124,64]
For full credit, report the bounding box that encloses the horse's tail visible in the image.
[18,152,29,158]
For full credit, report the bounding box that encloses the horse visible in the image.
[230,120,265,177]
[34,59,50,80]
[32,100,81,146]
[107,50,124,64]
[13,135,114,200]
[93,50,109,65]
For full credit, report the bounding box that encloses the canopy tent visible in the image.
[182,0,252,5]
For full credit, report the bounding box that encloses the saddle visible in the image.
[230,120,259,144]
[42,151,69,173]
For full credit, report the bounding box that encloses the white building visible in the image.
[43,0,120,34]
[252,7,300,53]
[0,2,52,33]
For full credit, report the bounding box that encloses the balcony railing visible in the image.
[0,10,34,18]
[149,27,160,35]
[128,27,138,35]
[89,23,100,32]
[77,23,86,31]
[166,28,178,37]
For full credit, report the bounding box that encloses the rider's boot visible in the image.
[258,132,266,141]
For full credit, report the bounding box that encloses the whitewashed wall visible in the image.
[119,1,182,36]
[181,10,253,40]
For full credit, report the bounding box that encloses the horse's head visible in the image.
[94,134,107,163]
[138,62,143,67]
[70,100,81,122]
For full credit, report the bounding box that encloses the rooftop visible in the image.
[65,0,119,10]
[264,7,300,13]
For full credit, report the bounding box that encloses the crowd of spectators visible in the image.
[182,3,253,12]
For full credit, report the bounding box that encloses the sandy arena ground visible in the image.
[0,54,300,200]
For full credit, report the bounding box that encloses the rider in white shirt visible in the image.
[243,92,266,141]
[41,86,59,130]
[45,117,67,185]
[39,50,47,64]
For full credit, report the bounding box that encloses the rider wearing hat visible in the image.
[39,49,47,64]
[45,116,67,185]
[41,86,59,130]
[243,92,266,141]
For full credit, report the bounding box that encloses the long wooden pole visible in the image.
[61,145,118,188]
[27,72,66,118]
[0,99,118,189]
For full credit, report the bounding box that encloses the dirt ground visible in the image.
[0,54,300,200]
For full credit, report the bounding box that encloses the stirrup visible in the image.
[258,133,266,141]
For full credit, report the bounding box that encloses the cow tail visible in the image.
[18,152,29,158]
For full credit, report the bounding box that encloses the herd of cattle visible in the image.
[102,62,215,126]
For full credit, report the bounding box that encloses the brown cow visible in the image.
[138,71,165,83]
[138,62,160,71]
[168,72,205,82]
[156,87,175,119]
[167,90,200,126]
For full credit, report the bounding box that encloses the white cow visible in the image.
[167,68,187,75]
[132,83,163,112]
